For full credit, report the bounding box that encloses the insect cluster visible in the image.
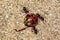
[14,7,44,34]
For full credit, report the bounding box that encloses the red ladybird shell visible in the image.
[24,13,38,27]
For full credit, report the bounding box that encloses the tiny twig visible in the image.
[14,27,29,32]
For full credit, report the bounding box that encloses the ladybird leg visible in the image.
[36,13,44,21]
[14,27,29,32]
[23,7,29,13]
[32,26,38,34]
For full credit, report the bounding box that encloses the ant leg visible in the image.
[14,27,29,32]
[36,13,44,21]
[23,7,29,13]
[32,26,38,34]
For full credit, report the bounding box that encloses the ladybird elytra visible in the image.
[24,13,38,27]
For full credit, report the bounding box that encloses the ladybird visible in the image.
[24,13,38,27]
[14,7,44,34]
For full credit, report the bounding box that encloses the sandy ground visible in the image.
[0,0,60,40]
